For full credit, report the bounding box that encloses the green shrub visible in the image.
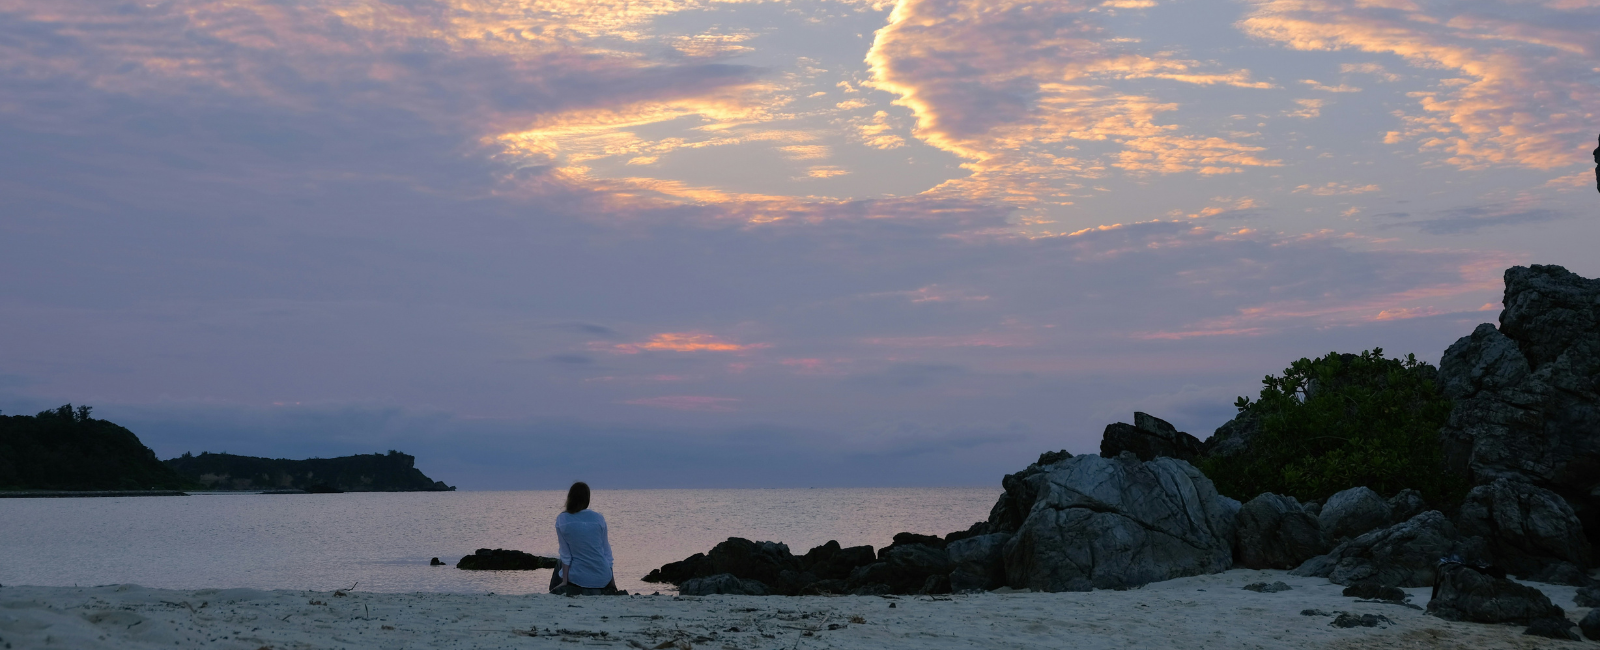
[1199,349,1462,506]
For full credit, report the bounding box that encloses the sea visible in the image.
[0,488,998,595]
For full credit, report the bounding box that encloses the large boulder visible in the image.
[1455,478,1592,583]
[1439,265,1600,540]
[984,450,1074,534]
[1318,487,1394,541]
[1002,453,1237,591]
[679,573,769,596]
[1291,511,1487,587]
[797,540,876,581]
[946,533,1010,592]
[641,537,798,587]
[847,542,953,594]
[1387,489,1428,524]
[1235,493,1330,569]
[1099,412,1204,462]
[1427,563,1564,624]
[455,548,559,570]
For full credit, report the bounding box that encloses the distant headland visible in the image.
[0,404,453,494]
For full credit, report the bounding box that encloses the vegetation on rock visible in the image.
[164,450,454,492]
[0,405,190,490]
[1199,349,1461,505]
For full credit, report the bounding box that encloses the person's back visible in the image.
[553,481,618,595]
[555,508,613,588]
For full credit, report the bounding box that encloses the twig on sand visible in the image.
[334,582,358,597]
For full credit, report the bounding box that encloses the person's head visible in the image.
[565,481,591,514]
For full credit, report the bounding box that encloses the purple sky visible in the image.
[1,0,1596,489]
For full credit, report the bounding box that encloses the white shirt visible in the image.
[555,509,614,588]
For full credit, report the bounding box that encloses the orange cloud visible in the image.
[611,332,767,353]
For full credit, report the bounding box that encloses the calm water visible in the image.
[0,488,998,595]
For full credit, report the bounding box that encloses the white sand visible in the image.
[0,569,1586,649]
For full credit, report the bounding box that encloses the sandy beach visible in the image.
[1,569,1585,649]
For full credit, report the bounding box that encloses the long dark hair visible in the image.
[565,481,591,514]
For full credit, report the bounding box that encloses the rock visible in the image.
[1387,489,1428,524]
[1576,585,1600,607]
[644,538,798,587]
[1318,487,1393,541]
[1235,492,1330,570]
[429,557,444,566]
[1201,409,1260,459]
[1002,454,1236,592]
[679,573,768,596]
[946,533,1010,592]
[1341,583,1406,602]
[1300,609,1330,616]
[1330,613,1392,628]
[1243,582,1291,593]
[877,532,945,558]
[1099,412,1204,462]
[1292,511,1487,587]
[851,543,953,594]
[1524,617,1580,640]
[1455,478,1592,583]
[920,574,951,595]
[455,548,560,570]
[1426,563,1565,624]
[643,553,710,584]
[983,451,1073,534]
[1302,500,1322,517]
[798,540,877,581]
[1439,265,1600,541]
[1582,608,1600,640]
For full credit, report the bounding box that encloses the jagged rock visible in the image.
[1439,265,1600,541]
[984,451,1073,534]
[946,533,1010,592]
[643,553,710,584]
[1292,511,1487,587]
[1318,487,1393,541]
[1002,454,1236,592]
[1201,409,1260,458]
[1524,617,1580,640]
[642,538,798,587]
[455,548,559,570]
[429,557,444,566]
[798,540,876,581]
[850,543,953,593]
[1576,585,1600,607]
[1099,412,1203,462]
[1581,608,1600,640]
[1235,492,1330,570]
[679,573,768,596]
[1387,489,1428,524]
[1426,563,1564,624]
[1455,478,1592,584]
[1243,581,1291,593]
[1342,583,1406,602]
[877,532,945,558]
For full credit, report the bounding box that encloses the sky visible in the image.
[1,0,1596,489]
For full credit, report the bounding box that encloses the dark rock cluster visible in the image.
[456,548,559,570]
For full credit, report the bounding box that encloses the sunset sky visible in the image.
[1,0,1596,488]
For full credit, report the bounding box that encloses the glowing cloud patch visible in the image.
[612,332,766,353]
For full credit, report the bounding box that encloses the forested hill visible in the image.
[0,405,190,490]
[164,450,455,492]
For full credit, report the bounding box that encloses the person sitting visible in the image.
[550,481,623,596]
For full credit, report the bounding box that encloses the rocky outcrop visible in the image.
[1201,409,1260,458]
[1387,489,1428,524]
[1455,478,1591,584]
[1427,562,1565,624]
[1099,412,1203,462]
[1582,608,1600,641]
[1439,265,1600,541]
[1318,487,1393,541]
[1291,511,1487,587]
[679,573,768,596]
[642,538,800,587]
[984,450,1073,535]
[1235,493,1329,570]
[946,533,1010,592]
[1002,453,1237,591]
[455,548,559,570]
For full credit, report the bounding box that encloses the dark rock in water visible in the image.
[644,538,798,588]
[1235,492,1329,570]
[799,540,876,581]
[1099,412,1203,462]
[1438,265,1600,542]
[942,521,992,544]
[878,533,945,559]
[1575,585,1600,607]
[1242,581,1291,593]
[1581,608,1600,640]
[1002,454,1236,592]
[1341,583,1405,602]
[946,533,1010,592]
[1524,617,1580,640]
[1292,511,1487,587]
[1386,489,1428,525]
[680,573,768,596]
[456,548,559,570]
[430,557,444,566]
[1318,487,1393,541]
[1455,478,1592,584]
[1330,613,1392,628]
[1427,563,1565,624]
[643,553,710,584]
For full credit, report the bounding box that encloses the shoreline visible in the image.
[0,490,189,499]
[0,569,1583,649]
